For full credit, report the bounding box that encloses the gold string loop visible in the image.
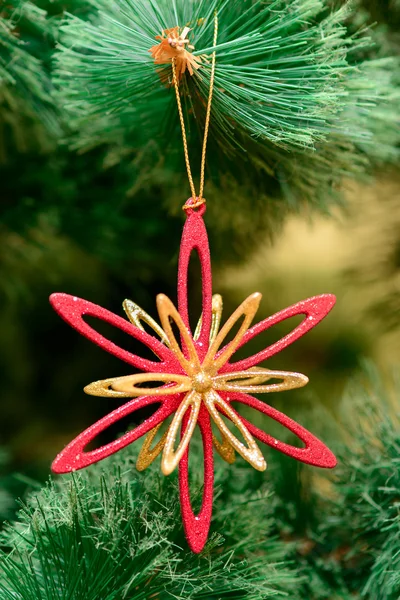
[182,196,206,213]
[170,13,218,211]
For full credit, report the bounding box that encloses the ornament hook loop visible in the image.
[183,197,206,216]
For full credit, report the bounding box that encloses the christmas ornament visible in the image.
[50,15,337,553]
[50,203,336,552]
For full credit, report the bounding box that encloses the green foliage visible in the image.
[53,0,400,206]
[0,2,59,159]
[280,366,400,600]
[326,367,400,599]
[0,450,15,523]
[0,450,301,600]
[55,0,358,149]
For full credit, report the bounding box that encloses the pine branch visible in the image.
[53,0,400,207]
[54,0,364,149]
[0,2,60,160]
[0,449,15,523]
[282,365,400,600]
[0,449,302,600]
[326,365,400,599]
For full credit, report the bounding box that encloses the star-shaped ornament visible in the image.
[50,202,337,553]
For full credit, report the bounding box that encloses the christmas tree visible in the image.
[1,0,400,597]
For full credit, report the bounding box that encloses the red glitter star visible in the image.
[50,203,336,553]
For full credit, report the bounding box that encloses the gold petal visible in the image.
[161,390,201,475]
[212,433,235,464]
[156,294,200,375]
[84,377,137,398]
[194,294,223,343]
[204,390,266,472]
[123,299,169,347]
[214,368,309,394]
[84,373,191,398]
[203,293,261,375]
[136,423,168,472]
[224,366,270,386]
[109,373,191,396]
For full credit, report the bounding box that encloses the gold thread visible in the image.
[171,57,197,202]
[182,198,206,211]
[171,12,218,209]
[199,12,218,202]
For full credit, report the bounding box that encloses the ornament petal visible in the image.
[84,373,191,398]
[161,390,202,475]
[204,390,266,472]
[49,294,180,374]
[179,405,214,554]
[221,294,336,373]
[178,210,212,354]
[221,391,337,468]
[156,294,200,374]
[214,368,308,394]
[194,294,223,344]
[123,299,169,346]
[51,394,182,474]
[203,292,262,374]
[136,423,168,472]
[212,432,236,464]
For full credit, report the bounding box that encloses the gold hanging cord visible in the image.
[170,13,218,210]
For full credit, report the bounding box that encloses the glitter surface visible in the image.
[50,203,337,552]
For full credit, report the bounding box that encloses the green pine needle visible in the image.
[54,0,364,149]
[0,2,60,158]
[0,449,301,600]
[290,365,400,600]
[327,365,400,599]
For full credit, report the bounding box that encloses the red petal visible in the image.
[221,294,336,372]
[178,210,212,358]
[52,394,182,473]
[221,391,337,468]
[179,404,214,553]
[50,293,180,373]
